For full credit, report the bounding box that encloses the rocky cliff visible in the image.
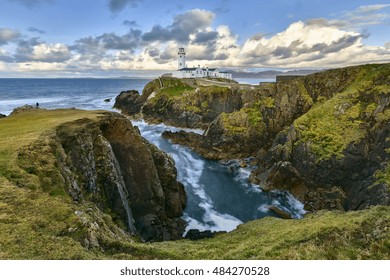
[114,77,241,129]
[14,110,186,242]
[116,63,390,212]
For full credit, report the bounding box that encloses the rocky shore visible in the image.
[115,63,390,212]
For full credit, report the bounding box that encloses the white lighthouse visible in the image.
[178,47,186,69]
[172,47,232,79]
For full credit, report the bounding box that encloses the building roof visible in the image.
[178,67,218,71]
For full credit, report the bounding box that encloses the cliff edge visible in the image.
[1,109,186,245]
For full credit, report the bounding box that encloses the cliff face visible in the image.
[257,64,390,211]
[114,77,241,129]
[133,64,390,212]
[17,111,186,242]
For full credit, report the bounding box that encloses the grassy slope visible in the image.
[295,63,390,161]
[0,109,389,260]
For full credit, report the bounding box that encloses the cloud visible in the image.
[307,4,390,29]
[123,20,138,27]
[14,38,71,63]
[386,42,390,49]
[8,0,52,8]
[193,31,219,44]
[73,31,142,52]
[239,20,390,68]
[0,28,21,45]
[142,9,215,43]
[28,27,45,34]
[108,0,142,13]
[213,0,230,14]
[0,48,14,62]
[344,4,390,26]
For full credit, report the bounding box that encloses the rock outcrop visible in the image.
[157,64,390,212]
[114,90,147,117]
[114,77,242,129]
[18,112,186,241]
[254,64,390,210]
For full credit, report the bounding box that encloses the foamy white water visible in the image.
[133,120,305,233]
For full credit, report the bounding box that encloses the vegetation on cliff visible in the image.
[1,107,389,259]
[115,76,242,128]
[157,64,390,212]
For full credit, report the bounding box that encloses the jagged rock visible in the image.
[20,112,186,242]
[10,105,39,115]
[114,90,145,116]
[164,64,390,212]
[261,161,308,202]
[119,77,242,129]
[304,187,346,211]
[259,64,390,210]
[268,206,293,219]
[104,98,111,102]
[0,113,6,118]
[185,229,215,240]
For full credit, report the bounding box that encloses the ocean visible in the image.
[0,78,151,115]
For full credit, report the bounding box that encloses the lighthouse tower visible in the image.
[178,47,186,69]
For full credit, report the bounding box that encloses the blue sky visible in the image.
[0,0,389,77]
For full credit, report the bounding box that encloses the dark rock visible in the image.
[261,161,308,202]
[185,229,215,240]
[140,77,243,129]
[104,98,111,102]
[114,90,146,116]
[10,105,38,115]
[0,113,6,118]
[45,112,187,242]
[268,206,293,219]
[304,186,346,211]
[257,64,390,211]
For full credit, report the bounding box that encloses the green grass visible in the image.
[373,165,390,190]
[0,109,105,185]
[160,85,195,98]
[138,206,390,260]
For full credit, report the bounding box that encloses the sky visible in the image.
[0,0,390,77]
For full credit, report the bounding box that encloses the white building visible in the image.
[172,48,232,80]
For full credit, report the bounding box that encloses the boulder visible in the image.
[261,161,308,202]
[10,105,38,115]
[268,206,293,219]
[114,90,145,116]
[185,229,215,240]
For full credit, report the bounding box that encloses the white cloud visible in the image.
[0,61,6,71]
[18,61,67,71]
[238,20,390,68]
[307,4,390,29]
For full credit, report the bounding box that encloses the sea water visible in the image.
[0,78,305,232]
